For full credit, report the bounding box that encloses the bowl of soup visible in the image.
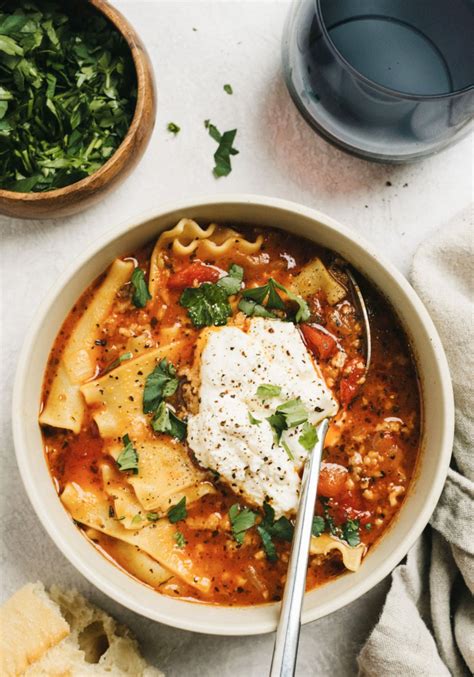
[12,195,454,634]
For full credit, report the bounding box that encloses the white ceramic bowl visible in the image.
[12,195,454,635]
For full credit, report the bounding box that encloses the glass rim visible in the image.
[315,0,474,101]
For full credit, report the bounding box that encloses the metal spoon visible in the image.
[345,267,372,375]
[270,417,329,677]
[270,274,371,676]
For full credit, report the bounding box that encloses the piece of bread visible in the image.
[0,582,163,677]
[0,583,69,676]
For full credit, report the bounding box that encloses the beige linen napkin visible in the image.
[358,209,474,677]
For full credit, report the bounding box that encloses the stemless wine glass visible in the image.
[282,0,474,162]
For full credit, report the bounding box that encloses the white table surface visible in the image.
[0,1,472,675]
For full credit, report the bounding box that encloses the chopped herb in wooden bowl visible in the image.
[0,0,138,193]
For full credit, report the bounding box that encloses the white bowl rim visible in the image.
[12,193,454,635]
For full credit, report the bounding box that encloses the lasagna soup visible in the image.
[40,220,421,605]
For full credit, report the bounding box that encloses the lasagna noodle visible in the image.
[291,258,347,305]
[310,534,365,572]
[84,528,172,588]
[39,258,134,433]
[80,343,185,439]
[101,463,214,525]
[149,219,264,299]
[107,437,214,513]
[61,483,212,593]
[81,346,213,512]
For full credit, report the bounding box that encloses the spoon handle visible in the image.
[270,418,329,677]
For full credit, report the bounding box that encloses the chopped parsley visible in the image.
[151,402,187,441]
[131,513,143,525]
[180,282,232,328]
[167,122,180,134]
[239,278,310,322]
[167,496,187,524]
[116,434,139,474]
[131,268,151,308]
[256,384,281,400]
[276,398,308,427]
[342,519,361,547]
[0,2,137,193]
[267,411,287,444]
[257,525,277,561]
[205,120,239,177]
[316,499,362,546]
[262,503,294,542]
[228,504,256,545]
[174,530,186,548]
[223,83,233,95]
[237,298,275,318]
[248,411,261,425]
[180,263,244,327]
[143,359,179,414]
[256,503,294,561]
[281,439,294,461]
[311,515,325,537]
[216,263,244,295]
[146,512,160,522]
[103,351,132,374]
[298,421,318,451]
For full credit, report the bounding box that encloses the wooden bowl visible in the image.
[0,0,156,220]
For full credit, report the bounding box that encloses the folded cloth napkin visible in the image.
[358,209,474,677]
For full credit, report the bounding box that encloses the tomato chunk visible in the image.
[168,262,221,289]
[339,357,365,407]
[318,463,348,498]
[300,324,337,360]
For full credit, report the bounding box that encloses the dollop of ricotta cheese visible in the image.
[187,318,338,516]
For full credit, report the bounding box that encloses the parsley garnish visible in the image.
[257,525,277,561]
[116,434,139,474]
[180,282,232,328]
[267,412,287,444]
[256,384,281,400]
[342,519,361,547]
[228,504,256,545]
[151,402,187,441]
[315,500,361,547]
[240,278,310,322]
[262,503,294,542]
[0,3,137,193]
[299,421,318,451]
[206,121,239,177]
[180,263,243,327]
[131,513,143,525]
[131,268,151,308]
[143,359,179,414]
[167,496,187,524]
[248,411,261,425]
[311,515,325,537]
[167,122,180,134]
[267,398,308,447]
[146,512,160,522]
[321,498,338,536]
[237,298,275,318]
[281,439,295,461]
[103,351,132,374]
[216,263,244,295]
[275,398,308,427]
[223,83,233,95]
[174,530,186,548]
[256,503,294,561]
